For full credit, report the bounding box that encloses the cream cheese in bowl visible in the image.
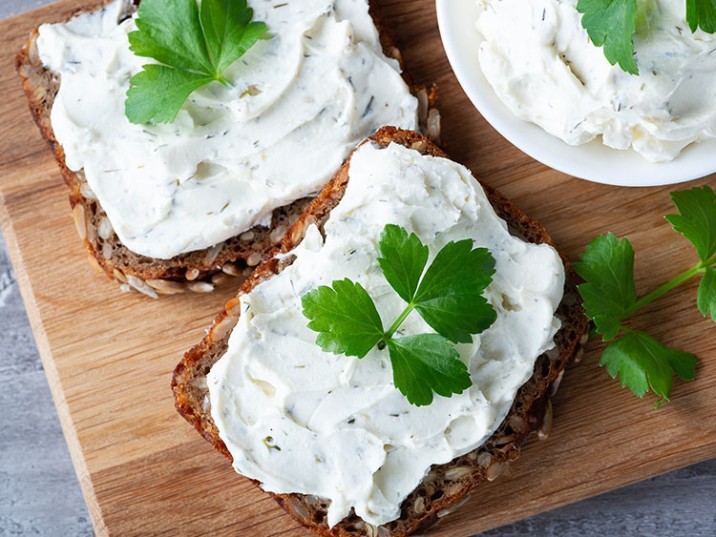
[436,0,716,185]
[476,0,716,163]
[208,141,565,527]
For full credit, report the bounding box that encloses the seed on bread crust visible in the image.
[477,452,493,468]
[486,461,508,482]
[188,282,215,294]
[112,269,127,284]
[437,495,471,518]
[508,414,526,434]
[86,252,103,275]
[538,400,553,440]
[211,273,229,287]
[72,204,86,240]
[210,317,236,343]
[146,279,186,295]
[270,225,288,243]
[79,182,96,200]
[185,268,200,281]
[98,217,112,240]
[221,263,241,277]
[427,109,441,144]
[125,274,158,299]
[549,369,566,397]
[246,253,263,267]
[444,466,471,481]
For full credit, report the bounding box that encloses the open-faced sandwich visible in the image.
[173,127,590,536]
[16,0,438,296]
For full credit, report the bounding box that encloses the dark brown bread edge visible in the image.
[172,127,590,537]
[15,1,439,297]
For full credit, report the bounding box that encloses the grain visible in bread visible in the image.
[15,1,439,295]
[172,127,590,537]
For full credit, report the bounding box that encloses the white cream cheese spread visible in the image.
[207,141,565,527]
[36,0,418,259]
[475,0,716,162]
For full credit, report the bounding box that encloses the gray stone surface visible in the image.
[0,1,714,536]
[0,0,51,18]
[0,235,94,537]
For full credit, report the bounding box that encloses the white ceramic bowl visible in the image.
[436,0,716,187]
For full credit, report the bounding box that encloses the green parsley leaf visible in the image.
[301,279,384,359]
[686,0,716,33]
[665,186,716,264]
[577,0,639,75]
[378,224,428,303]
[125,66,215,125]
[413,240,497,344]
[697,267,716,321]
[601,331,698,404]
[634,0,657,33]
[387,335,471,406]
[574,233,637,341]
[302,224,497,406]
[577,186,715,407]
[126,0,267,124]
[129,0,211,73]
[200,0,268,73]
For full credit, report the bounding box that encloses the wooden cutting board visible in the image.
[0,1,714,536]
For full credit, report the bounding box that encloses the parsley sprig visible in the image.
[301,225,497,406]
[577,0,716,75]
[125,0,267,124]
[575,185,715,407]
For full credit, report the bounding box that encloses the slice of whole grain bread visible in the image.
[172,127,590,537]
[15,0,439,297]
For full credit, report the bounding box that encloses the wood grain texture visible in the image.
[0,1,714,537]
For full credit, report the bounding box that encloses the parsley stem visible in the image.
[216,74,232,88]
[623,262,707,318]
[384,303,416,341]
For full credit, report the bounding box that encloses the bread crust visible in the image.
[15,0,439,296]
[172,127,590,537]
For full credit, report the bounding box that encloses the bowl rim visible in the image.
[435,0,716,187]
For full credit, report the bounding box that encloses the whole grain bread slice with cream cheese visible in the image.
[172,127,590,537]
[15,0,439,297]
